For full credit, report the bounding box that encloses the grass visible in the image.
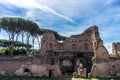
[72,78,120,80]
[0,76,71,80]
[0,76,120,80]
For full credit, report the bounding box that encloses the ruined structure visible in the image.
[40,27,95,75]
[0,25,120,78]
[88,27,120,78]
[0,26,95,77]
[87,26,110,77]
[112,42,120,56]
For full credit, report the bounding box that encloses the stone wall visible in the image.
[40,30,58,55]
[1,25,120,77]
[88,26,120,78]
[0,56,61,77]
[39,26,99,76]
[0,58,31,75]
[112,42,120,56]
[57,28,94,53]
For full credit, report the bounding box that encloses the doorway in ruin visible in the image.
[49,43,53,50]
[49,70,54,77]
[24,68,31,76]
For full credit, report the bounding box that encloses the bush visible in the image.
[5,49,9,55]
[18,48,26,55]
[27,49,40,56]
[9,48,16,55]
[0,48,27,56]
[0,48,40,56]
[0,48,6,55]
[33,49,39,54]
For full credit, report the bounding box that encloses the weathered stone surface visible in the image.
[1,25,120,78]
[88,26,111,78]
[73,59,86,78]
[15,65,24,76]
[15,64,61,77]
[112,42,120,56]
[93,42,109,63]
[89,26,120,78]
[109,60,120,77]
[40,30,58,55]
[0,71,6,75]
[62,60,73,66]
[89,62,110,77]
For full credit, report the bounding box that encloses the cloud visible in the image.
[104,43,112,53]
[0,0,75,23]
[0,0,120,53]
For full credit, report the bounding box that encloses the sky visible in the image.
[0,0,120,53]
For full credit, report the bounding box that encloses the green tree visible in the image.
[0,17,26,49]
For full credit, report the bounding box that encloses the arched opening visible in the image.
[49,43,53,50]
[72,44,76,50]
[49,70,54,77]
[24,68,31,76]
[84,43,88,50]
[112,65,115,68]
[24,68,30,73]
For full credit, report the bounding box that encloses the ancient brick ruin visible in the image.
[0,25,120,78]
[112,42,120,56]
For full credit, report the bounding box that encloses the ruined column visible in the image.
[88,26,110,78]
[40,30,58,55]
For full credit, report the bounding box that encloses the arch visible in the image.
[24,68,30,73]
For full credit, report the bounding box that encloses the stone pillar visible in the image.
[89,26,110,78]
[40,30,58,55]
[112,43,118,56]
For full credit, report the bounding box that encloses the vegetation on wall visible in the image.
[40,29,67,40]
[53,31,67,40]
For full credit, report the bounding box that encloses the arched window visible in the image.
[72,44,76,50]
[50,58,55,65]
[59,43,63,50]
[112,65,115,68]
[24,68,30,73]
[84,43,88,50]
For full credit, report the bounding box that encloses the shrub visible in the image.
[0,48,6,55]
[9,48,16,55]
[5,49,9,55]
[18,48,26,55]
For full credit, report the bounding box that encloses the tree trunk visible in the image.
[21,33,24,55]
[11,33,14,42]
[22,33,24,48]
[32,37,36,53]
[16,33,20,41]
[26,33,30,51]
[8,33,11,50]
[37,36,42,51]
[11,32,15,56]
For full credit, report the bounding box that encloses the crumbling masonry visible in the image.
[112,42,120,56]
[0,26,120,78]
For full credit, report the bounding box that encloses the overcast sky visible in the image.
[0,0,120,53]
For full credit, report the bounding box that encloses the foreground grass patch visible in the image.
[72,78,89,80]
[0,76,71,80]
[0,76,119,80]
[72,78,119,80]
